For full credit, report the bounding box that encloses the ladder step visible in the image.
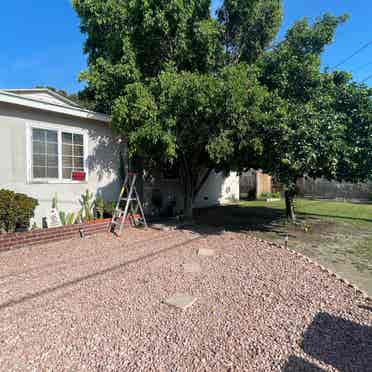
[109,172,148,234]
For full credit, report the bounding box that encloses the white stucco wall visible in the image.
[142,170,239,216]
[0,100,240,226]
[194,171,240,208]
[0,102,122,226]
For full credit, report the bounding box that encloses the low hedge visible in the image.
[0,189,38,233]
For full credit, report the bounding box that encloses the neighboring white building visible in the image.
[0,88,239,226]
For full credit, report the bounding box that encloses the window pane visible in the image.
[47,143,58,155]
[32,129,45,142]
[46,130,58,143]
[62,132,73,144]
[31,127,60,180]
[33,154,46,167]
[33,166,46,178]
[62,144,73,156]
[47,155,58,167]
[33,141,45,155]
[46,167,58,178]
[62,156,73,167]
[73,134,84,145]
[74,157,84,169]
[63,168,73,179]
[73,145,84,157]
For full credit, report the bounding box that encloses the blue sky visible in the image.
[1,1,372,93]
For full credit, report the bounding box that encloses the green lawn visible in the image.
[196,199,372,295]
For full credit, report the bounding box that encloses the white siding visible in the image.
[0,102,122,226]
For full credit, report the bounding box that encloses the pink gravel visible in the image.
[0,228,371,371]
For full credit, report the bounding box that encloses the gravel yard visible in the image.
[0,228,371,371]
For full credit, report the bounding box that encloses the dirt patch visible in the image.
[196,203,372,297]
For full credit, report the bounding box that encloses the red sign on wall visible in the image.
[72,171,86,181]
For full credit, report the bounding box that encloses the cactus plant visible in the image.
[79,190,94,222]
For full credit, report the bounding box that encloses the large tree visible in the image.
[111,65,267,216]
[75,1,363,223]
[331,74,372,184]
[254,14,349,220]
[73,0,282,216]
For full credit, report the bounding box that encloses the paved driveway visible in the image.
[0,228,371,371]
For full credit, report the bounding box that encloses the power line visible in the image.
[361,73,372,83]
[351,60,372,73]
[333,40,372,69]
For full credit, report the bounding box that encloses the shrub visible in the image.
[151,189,163,214]
[103,201,116,218]
[260,192,281,200]
[95,196,105,219]
[0,189,38,233]
[0,190,17,232]
[247,188,257,200]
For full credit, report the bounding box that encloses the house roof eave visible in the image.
[0,90,110,124]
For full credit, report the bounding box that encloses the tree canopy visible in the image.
[73,0,280,216]
[73,0,371,220]
[218,0,282,64]
[331,74,372,183]
[253,14,350,219]
[73,0,283,112]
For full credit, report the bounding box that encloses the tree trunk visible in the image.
[184,190,193,219]
[181,156,194,220]
[285,189,296,222]
[183,176,194,219]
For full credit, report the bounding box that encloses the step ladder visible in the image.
[108,172,147,236]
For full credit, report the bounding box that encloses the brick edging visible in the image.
[0,219,111,253]
[0,214,145,253]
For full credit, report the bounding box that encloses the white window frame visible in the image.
[26,122,89,184]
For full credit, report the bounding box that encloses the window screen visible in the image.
[32,128,58,178]
[62,132,84,179]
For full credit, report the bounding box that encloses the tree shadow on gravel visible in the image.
[282,356,325,372]
[190,205,287,235]
[301,312,372,372]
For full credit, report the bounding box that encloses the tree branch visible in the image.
[193,168,213,201]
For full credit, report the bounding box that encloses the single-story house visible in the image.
[0,88,239,227]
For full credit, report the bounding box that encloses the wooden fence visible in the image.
[240,170,272,198]
[297,177,372,201]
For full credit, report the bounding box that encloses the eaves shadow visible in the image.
[282,356,325,372]
[301,312,372,372]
